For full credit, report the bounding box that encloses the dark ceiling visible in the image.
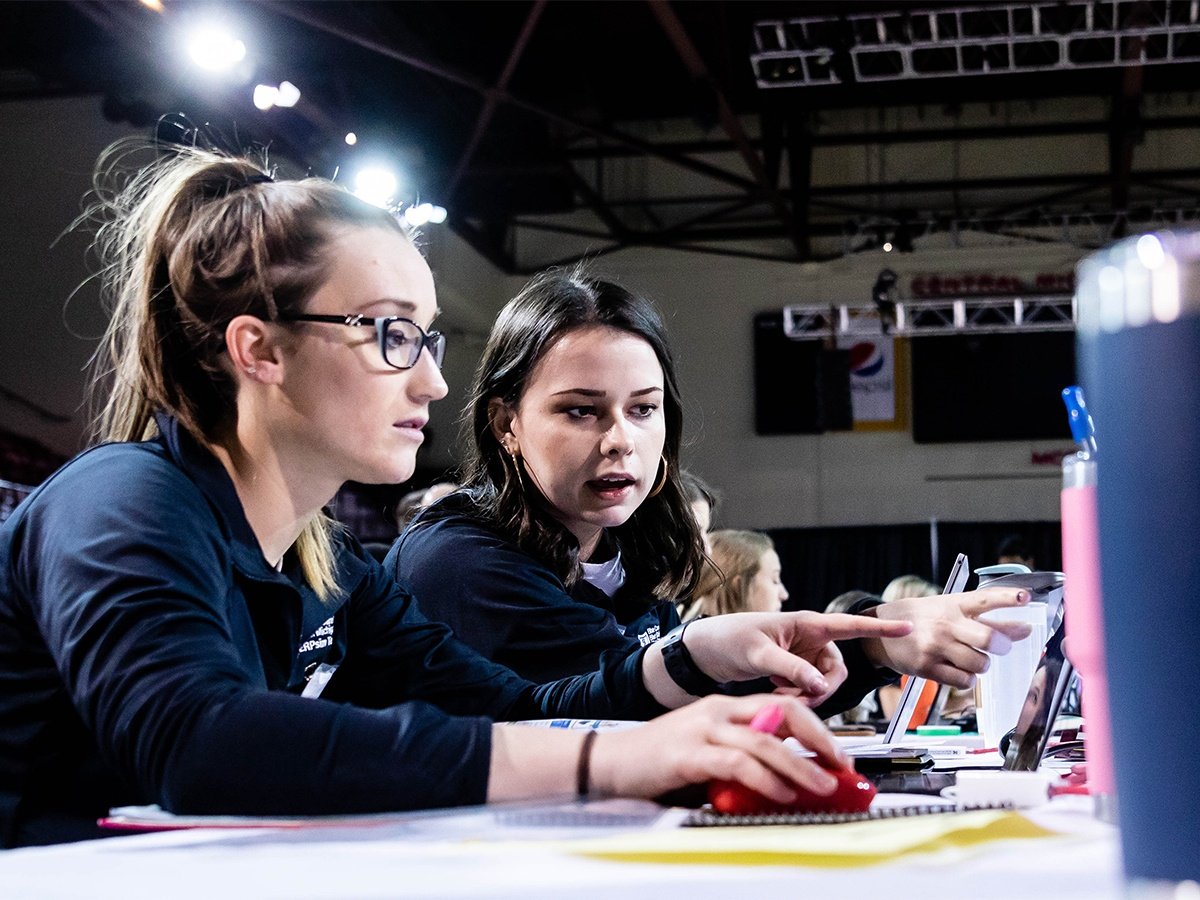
[4,1,1200,272]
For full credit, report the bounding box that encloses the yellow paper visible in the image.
[567,810,1056,868]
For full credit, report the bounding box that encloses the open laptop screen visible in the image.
[879,552,970,744]
[1002,618,1074,771]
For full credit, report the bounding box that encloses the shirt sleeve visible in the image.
[14,449,494,815]
[328,548,669,724]
[387,516,640,683]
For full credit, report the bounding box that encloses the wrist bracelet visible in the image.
[576,729,599,799]
[659,621,722,696]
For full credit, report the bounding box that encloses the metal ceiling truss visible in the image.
[752,1,1200,88]
[263,2,1200,271]
[561,114,1200,160]
[740,202,1199,246]
[783,294,1078,338]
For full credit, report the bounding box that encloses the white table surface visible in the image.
[0,794,1121,900]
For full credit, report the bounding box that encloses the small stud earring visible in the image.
[246,366,257,375]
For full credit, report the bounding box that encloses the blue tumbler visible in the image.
[1076,231,1200,888]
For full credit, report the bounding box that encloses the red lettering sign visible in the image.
[908,273,1074,297]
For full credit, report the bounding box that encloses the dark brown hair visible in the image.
[459,266,704,601]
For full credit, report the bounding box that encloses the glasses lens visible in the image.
[428,332,446,369]
[383,319,424,368]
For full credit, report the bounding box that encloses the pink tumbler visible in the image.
[1059,392,1115,822]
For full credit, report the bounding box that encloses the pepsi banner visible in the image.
[839,336,897,428]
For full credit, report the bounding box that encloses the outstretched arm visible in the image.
[639,611,914,709]
[862,587,1033,687]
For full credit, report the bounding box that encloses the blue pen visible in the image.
[1061,386,1097,460]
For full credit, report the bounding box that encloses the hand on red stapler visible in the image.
[708,762,876,815]
[706,704,876,815]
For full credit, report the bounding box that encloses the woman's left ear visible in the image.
[488,397,518,452]
[226,315,284,383]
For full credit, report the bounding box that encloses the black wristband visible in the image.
[658,621,721,697]
[576,729,599,799]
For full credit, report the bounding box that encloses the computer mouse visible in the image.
[708,762,876,816]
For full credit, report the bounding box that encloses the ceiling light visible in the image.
[344,132,358,146]
[252,84,278,110]
[187,27,247,72]
[882,241,894,252]
[276,81,301,108]
[403,203,448,227]
[354,167,399,209]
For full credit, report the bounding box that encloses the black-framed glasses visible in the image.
[279,314,446,370]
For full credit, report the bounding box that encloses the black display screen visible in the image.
[911,332,1076,443]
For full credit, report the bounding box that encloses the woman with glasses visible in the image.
[0,142,920,848]
[388,269,1035,714]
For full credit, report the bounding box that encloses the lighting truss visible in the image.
[752,1,1200,88]
[782,295,1077,337]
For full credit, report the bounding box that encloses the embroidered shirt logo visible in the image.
[637,624,661,647]
[297,616,334,655]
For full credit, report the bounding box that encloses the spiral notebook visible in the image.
[683,801,1013,827]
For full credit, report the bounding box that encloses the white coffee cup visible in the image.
[974,602,1049,750]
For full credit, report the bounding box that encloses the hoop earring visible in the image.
[648,454,669,498]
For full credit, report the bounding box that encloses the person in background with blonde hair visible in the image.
[0,141,923,848]
[395,480,461,530]
[682,530,789,620]
[881,574,940,605]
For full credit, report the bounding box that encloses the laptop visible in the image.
[1001,616,1074,771]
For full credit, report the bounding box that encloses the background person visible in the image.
[881,574,939,605]
[996,534,1036,570]
[681,529,788,620]
[395,480,461,529]
[680,469,718,547]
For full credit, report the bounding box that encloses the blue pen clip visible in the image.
[1061,386,1097,456]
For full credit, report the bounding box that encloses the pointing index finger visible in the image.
[817,613,914,641]
[957,587,1031,618]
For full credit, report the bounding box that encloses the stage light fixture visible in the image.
[252,84,278,110]
[402,203,449,227]
[344,133,358,146]
[276,81,301,108]
[354,167,399,209]
[187,26,246,72]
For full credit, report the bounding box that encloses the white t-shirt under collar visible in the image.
[580,550,626,597]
